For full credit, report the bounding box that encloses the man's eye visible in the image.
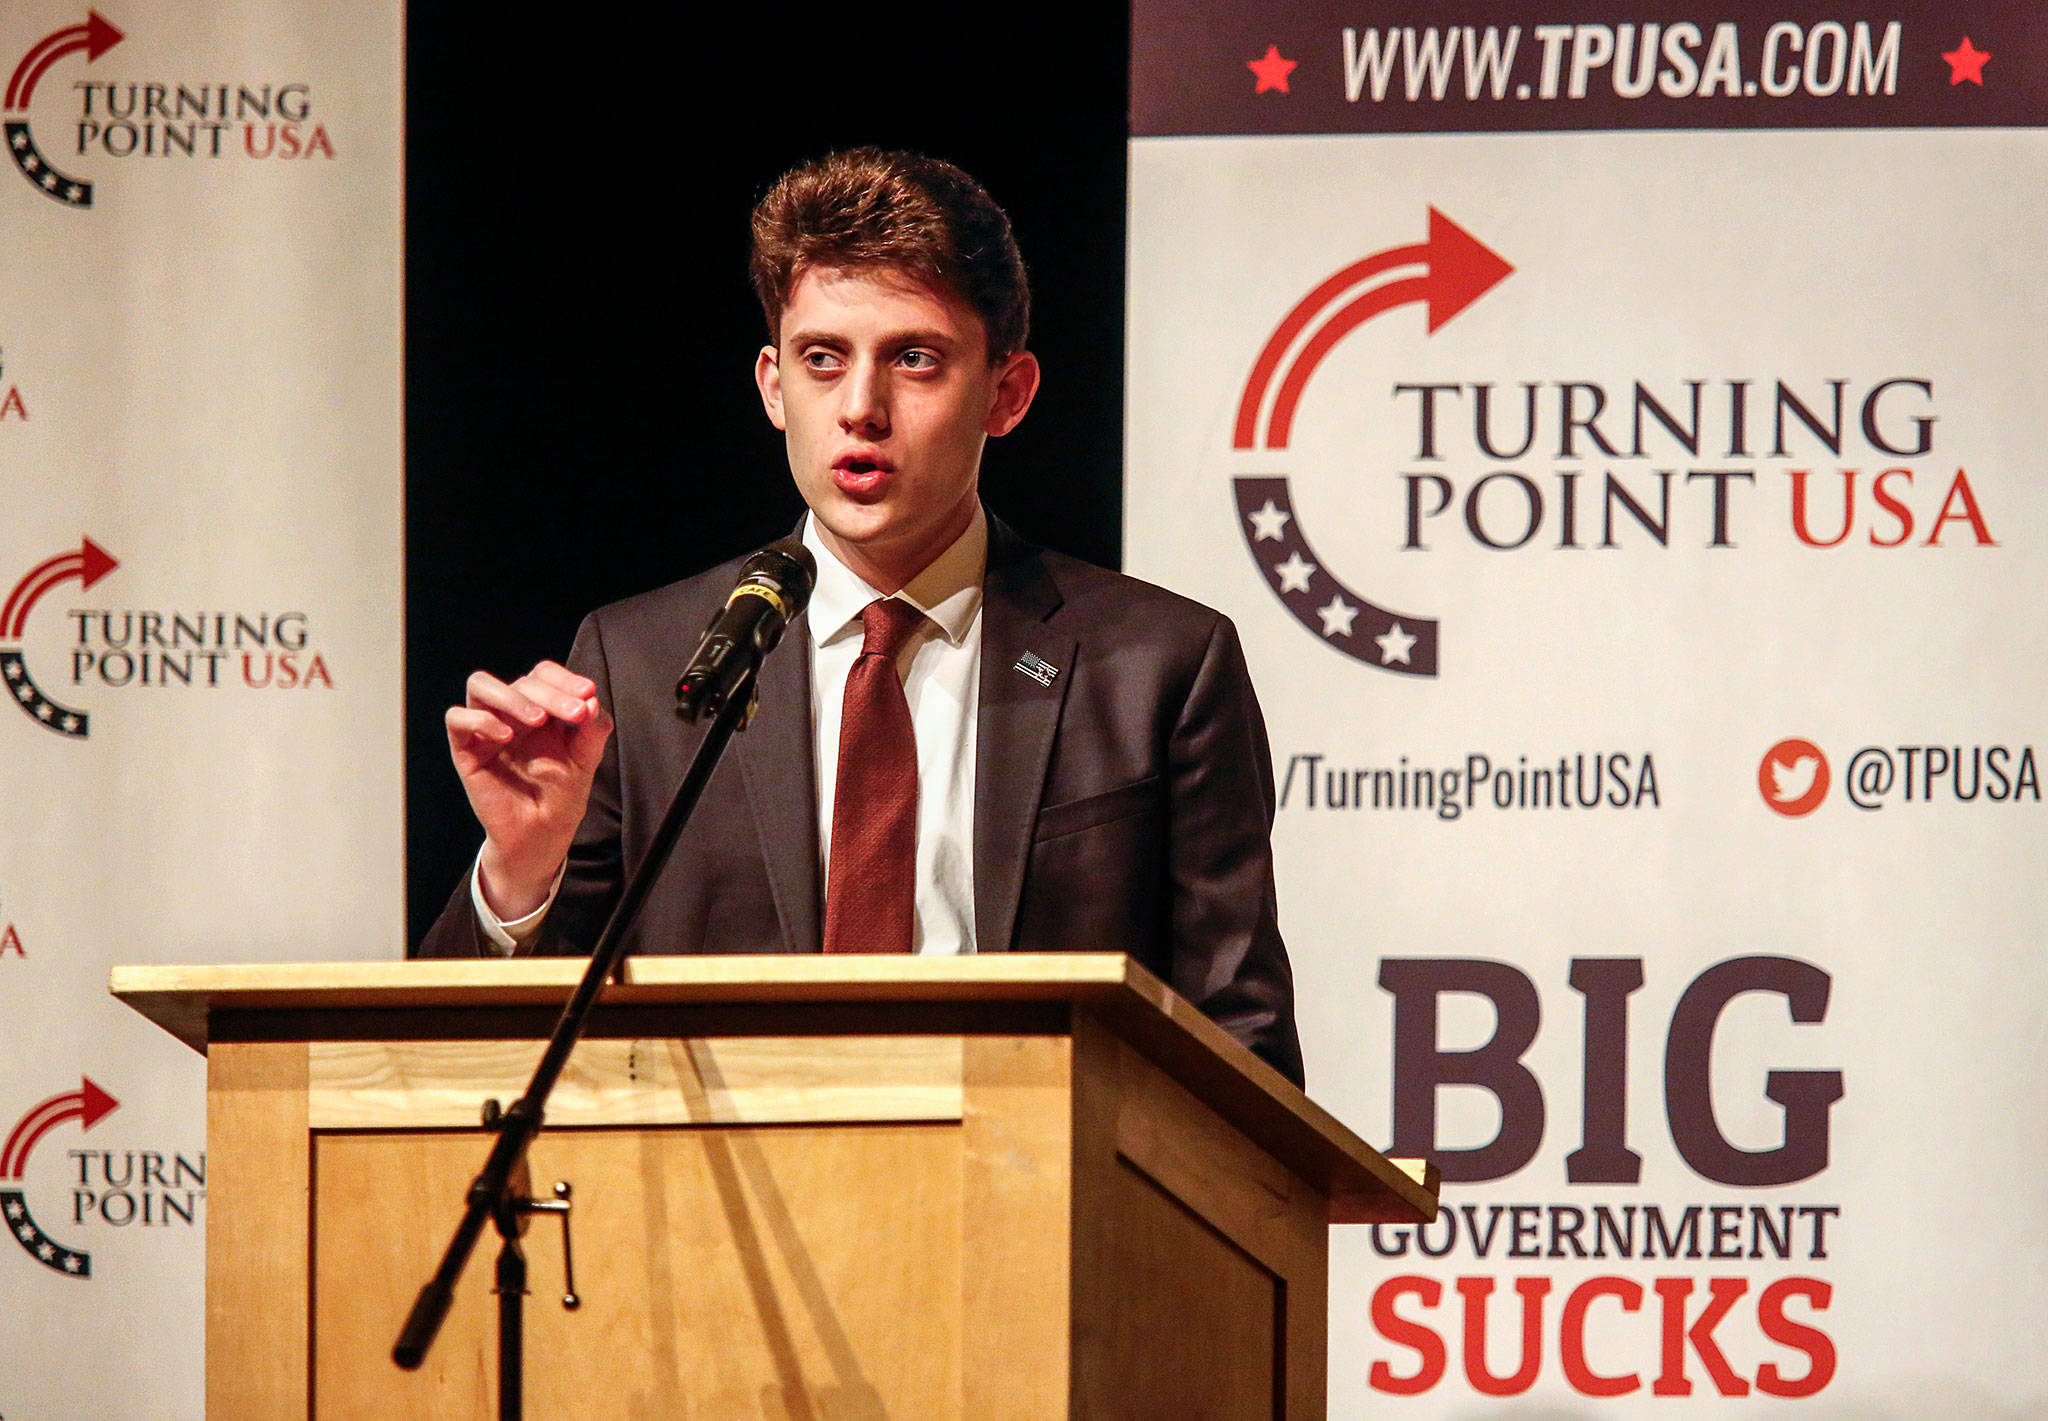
[899,350,937,371]
[802,349,841,371]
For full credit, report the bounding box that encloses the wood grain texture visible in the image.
[312,1124,965,1418]
[206,1039,311,1418]
[153,957,1442,1417]
[961,1032,1074,1416]
[1110,1033,1326,1418]
[1071,1016,1330,1420]
[1094,1164,1283,1419]
[306,1036,964,1129]
[114,954,1436,1226]
[1113,1042,1324,1283]
[1074,993,1439,1226]
[113,954,1134,1052]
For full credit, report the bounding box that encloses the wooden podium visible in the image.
[113,954,1437,1419]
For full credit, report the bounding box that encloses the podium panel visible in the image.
[317,1119,968,1415]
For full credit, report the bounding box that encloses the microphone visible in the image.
[675,538,817,721]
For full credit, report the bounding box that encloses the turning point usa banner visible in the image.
[1128,1,2048,1414]
[0,2,402,1415]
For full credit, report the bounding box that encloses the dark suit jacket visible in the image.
[419,519,1303,1083]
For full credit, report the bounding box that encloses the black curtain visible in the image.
[404,11,1132,941]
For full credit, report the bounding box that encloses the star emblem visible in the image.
[4,1199,22,1218]
[63,1253,82,1272]
[36,1240,54,1260]
[1246,499,1291,541]
[9,131,26,150]
[1233,475,1440,677]
[61,714,81,733]
[1247,44,1298,94]
[18,1221,36,1241]
[1315,595,1357,638]
[1273,551,1316,593]
[1943,37,1990,85]
[1375,622,1417,665]
[5,661,22,680]
[16,681,34,702]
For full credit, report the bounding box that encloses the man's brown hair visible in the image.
[750,148,1030,361]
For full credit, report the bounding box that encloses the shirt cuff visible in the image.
[470,852,566,955]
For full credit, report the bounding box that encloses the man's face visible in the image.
[756,264,1039,592]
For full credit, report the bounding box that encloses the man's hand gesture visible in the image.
[445,660,613,921]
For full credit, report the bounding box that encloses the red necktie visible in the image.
[822,598,927,953]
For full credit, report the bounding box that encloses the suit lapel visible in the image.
[734,608,821,952]
[973,523,1073,952]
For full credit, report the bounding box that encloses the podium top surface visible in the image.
[110,952,1438,1224]
[115,952,1202,1052]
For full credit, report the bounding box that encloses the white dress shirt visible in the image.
[476,507,987,956]
[803,506,983,955]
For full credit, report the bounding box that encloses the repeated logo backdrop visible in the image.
[0,3,401,1416]
[1130,2,2047,1414]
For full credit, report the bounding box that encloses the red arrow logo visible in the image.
[5,11,124,113]
[1233,209,1512,450]
[0,1077,118,1179]
[1,536,117,640]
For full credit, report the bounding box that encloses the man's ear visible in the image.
[755,345,787,431]
[986,350,1041,438]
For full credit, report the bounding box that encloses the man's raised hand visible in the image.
[445,659,613,920]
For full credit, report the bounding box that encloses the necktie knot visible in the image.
[860,598,928,662]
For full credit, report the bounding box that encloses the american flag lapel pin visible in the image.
[1013,650,1059,687]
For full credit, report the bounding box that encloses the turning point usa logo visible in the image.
[2,1077,205,1281]
[3,534,337,739]
[1227,207,2001,678]
[5,8,336,211]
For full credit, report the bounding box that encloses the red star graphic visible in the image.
[1247,45,1298,95]
[1943,36,1990,85]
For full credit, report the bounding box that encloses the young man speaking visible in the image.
[419,149,1302,1084]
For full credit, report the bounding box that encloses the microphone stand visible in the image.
[392,659,761,1418]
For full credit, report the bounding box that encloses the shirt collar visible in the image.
[803,502,988,649]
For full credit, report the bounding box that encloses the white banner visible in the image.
[1131,7,2048,1414]
[0,2,402,1414]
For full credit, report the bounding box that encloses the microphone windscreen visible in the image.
[738,537,817,616]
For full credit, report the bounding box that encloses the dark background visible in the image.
[404,12,1134,941]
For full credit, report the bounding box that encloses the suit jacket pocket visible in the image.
[1033,776,1163,843]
